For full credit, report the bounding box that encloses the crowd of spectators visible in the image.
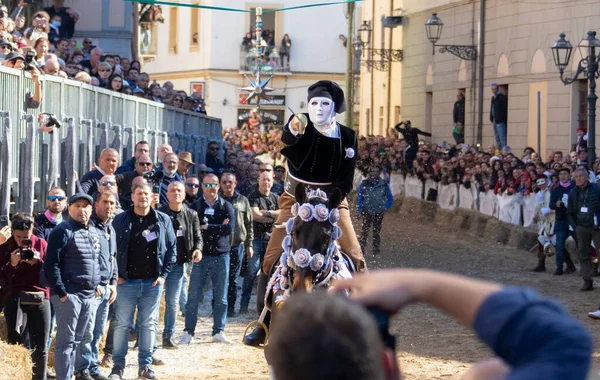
[223,120,285,165]
[241,28,292,71]
[0,0,207,114]
[355,125,595,199]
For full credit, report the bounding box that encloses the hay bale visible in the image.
[398,197,421,218]
[420,200,438,223]
[434,208,455,227]
[389,199,402,214]
[508,226,538,250]
[0,340,33,380]
[399,197,438,223]
[484,218,511,245]
[453,209,474,232]
[469,214,491,239]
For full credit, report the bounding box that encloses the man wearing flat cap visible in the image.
[243,80,366,347]
[44,193,104,380]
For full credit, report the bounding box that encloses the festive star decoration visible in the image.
[241,71,275,105]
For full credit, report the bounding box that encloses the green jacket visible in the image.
[222,192,254,248]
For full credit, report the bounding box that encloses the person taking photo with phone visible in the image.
[0,213,50,380]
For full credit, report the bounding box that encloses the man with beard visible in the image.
[34,187,67,241]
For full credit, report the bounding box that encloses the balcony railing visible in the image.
[239,45,291,74]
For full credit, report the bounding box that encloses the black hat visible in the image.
[557,167,571,174]
[0,39,11,47]
[4,51,24,62]
[307,80,346,114]
[69,193,94,206]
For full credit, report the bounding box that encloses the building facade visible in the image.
[359,0,600,159]
[50,0,134,59]
[141,0,357,128]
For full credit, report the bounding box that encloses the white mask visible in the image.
[308,97,336,128]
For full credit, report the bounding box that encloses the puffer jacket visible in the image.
[44,217,102,299]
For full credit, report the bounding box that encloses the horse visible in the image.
[251,183,355,346]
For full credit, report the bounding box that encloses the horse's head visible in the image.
[281,183,343,293]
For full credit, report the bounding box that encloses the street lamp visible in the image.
[425,13,477,61]
[355,18,404,71]
[552,31,600,165]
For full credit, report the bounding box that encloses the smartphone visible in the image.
[366,306,396,352]
[0,216,10,228]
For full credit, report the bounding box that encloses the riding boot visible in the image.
[532,249,546,272]
[243,272,270,347]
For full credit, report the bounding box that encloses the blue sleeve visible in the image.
[79,171,96,195]
[43,226,71,298]
[474,287,592,380]
[357,183,365,213]
[206,202,235,237]
[160,216,177,279]
[385,184,393,210]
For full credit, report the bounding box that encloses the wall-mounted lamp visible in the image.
[222,98,228,106]
[300,101,305,109]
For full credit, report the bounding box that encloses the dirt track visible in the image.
[113,213,600,380]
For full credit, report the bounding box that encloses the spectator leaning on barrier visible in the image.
[357,165,393,257]
[109,183,176,380]
[34,186,67,241]
[158,182,203,349]
[79,148,120,196]
[267,269,593,380]
[567,168,600,291]
[3,51,43,109]
[183,173,236,345]
[44,193,102,380]
[0,213,50,380]
[74,191,118,380]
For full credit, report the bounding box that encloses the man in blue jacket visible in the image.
[44,193,102,380]
[75,191,118,380]
[108,184,176,380]
[357,165,393,256]
[114,140,151,175]
[156,152,184,207]
[182,173,235,345]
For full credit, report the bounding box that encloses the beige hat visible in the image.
[178,152,195,166]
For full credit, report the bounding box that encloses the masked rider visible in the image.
[243,80,367,347]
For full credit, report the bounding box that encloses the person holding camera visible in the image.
[240,170,279,314]
[0,213,50,380]
[267,269,593,380]
[3,51,43,109]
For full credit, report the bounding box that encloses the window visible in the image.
[190,7,199,51]
[394,106,401,125]
[379,106,384,133]
[168,7,178,54]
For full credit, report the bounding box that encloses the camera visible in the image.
[24,50,36,71]
[41,113,61,129]
[20,238,35,260]
[143,169,164,184]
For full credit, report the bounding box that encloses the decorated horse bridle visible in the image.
[279,193,342,287]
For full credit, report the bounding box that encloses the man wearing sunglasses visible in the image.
[96,175,123,216]
[183,174,235,345]
[116,154,153,211]
[79,148,121,196]
[34,187,67,241]
[184,176,200,205]
[205,141,224,175]
[115,141,151,175]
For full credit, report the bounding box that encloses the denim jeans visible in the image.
[163,264,184,339]
[241,238,268,310]
[51,294,98,380]
[493,121,507,149]
[555,222,569,269]
[75,285,111,376]
[179,263,190,314]
[112,279,163,371]
[184,254,230,336]
[227,245,244,312]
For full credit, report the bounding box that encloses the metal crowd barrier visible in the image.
[0,65,223,215]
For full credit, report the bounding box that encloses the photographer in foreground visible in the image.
[267,269,593,380]
[3,51,43,109]
[0,213,50,380]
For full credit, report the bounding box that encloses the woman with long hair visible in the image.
[107,73,125,92]
[25,11,50,45]
[34,37,50,67]
[279,33,292,68]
